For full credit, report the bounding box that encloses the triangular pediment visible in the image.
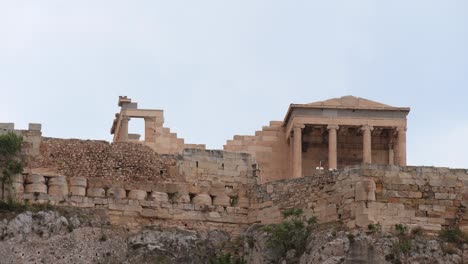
[305,96,393,109]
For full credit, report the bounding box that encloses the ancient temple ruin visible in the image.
[112,95,410,183]
[2,95,467,238]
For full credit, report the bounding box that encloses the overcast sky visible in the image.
[1,1,467,168]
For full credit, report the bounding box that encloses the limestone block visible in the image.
[149,192,169,202]
[24,183,47,193]
[237,197,249,208]
[69,177,87,187]
[128,190,147,200]
[192,194,212,206]
[213,195,230,206]
[48,176,67,186]
[355,180,376,201]
[87,187,106,197]
[176,193,190,203]
[25,174,45,184]
[48,185,69,197]
[69,186,86,196]
[107,187,126,199]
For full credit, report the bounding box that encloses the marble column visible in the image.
[361,125,373,164]
[397,127,407,166]
[388,143,395,165]
[327,125,339,170]
[292,124,304,178]
[119,116,130,142]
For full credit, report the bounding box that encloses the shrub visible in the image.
[262,208,317,260]
[395,224,407,236]
[439,227,467,245]
[397,239,412,253]
[367,223,381,233]
[0,132,24,205]
[0,132,23,157]
[410,226,424,237]
[209,253,246,264]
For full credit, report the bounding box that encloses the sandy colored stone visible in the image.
[192,194,212,206]
[107,187,126,199]
[149,192,168,203]
[48,185,68,197]
[69,186,86,196]
[69,177,87,187]
[128,190,147,200]
[87,188,106,197]
[25,174,45,184]
[213,195,230,207]
[24,183,47,193]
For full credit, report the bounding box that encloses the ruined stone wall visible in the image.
[29,138,179,183]
[224,121,290,183]
[251,164,468,234]
[3,172,251,236]
[0,123,42,159]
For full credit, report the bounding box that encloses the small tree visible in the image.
[0,132,24,204]
[262,208,317,260]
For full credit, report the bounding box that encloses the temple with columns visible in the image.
[111,96,410,183]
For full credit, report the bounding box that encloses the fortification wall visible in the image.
[0,123,42,159]
[251,164,468,234]
[224,121,290,183]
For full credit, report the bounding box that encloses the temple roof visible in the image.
[284,95,410,124]
[293,95,409,110]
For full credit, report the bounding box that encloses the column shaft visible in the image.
[362,125,373,164]
[388,144,395,165]
[397,127,407,166]
[292,125,304,178]
[119,117,129,142]
[327,125,339,170]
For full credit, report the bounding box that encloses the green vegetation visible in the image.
[0,132,24,207]
[439,227,467,246]
[229,196,238,207]
[209,253,246,264]
[367,223,382,233]
[262,208,317,260]
[394,224,407,236]
[410,226,424,237]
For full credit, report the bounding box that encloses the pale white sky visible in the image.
[1,1,467,168]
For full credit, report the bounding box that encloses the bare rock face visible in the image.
[0,210,232,264]
[245,226,468,264]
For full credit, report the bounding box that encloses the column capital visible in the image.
[397,126,407,132]
[327,124,339,130]
[361,125,374,131]
[293,124,305,129]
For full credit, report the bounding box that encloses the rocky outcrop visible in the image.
[0,209,466,264]
[0,210,233,264]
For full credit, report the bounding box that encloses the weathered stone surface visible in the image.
[213,195,230,206]
[193,194,212,206]
[69,186,86,196]
[48,185,68,197]
[355,180,376,201]
[86,187,106,197]
[128,190,147,200]
[107,187,126,199]
[25,174,45,184]
[149,191,169,202]
[69,177,87,187]
[24,183,47,193]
